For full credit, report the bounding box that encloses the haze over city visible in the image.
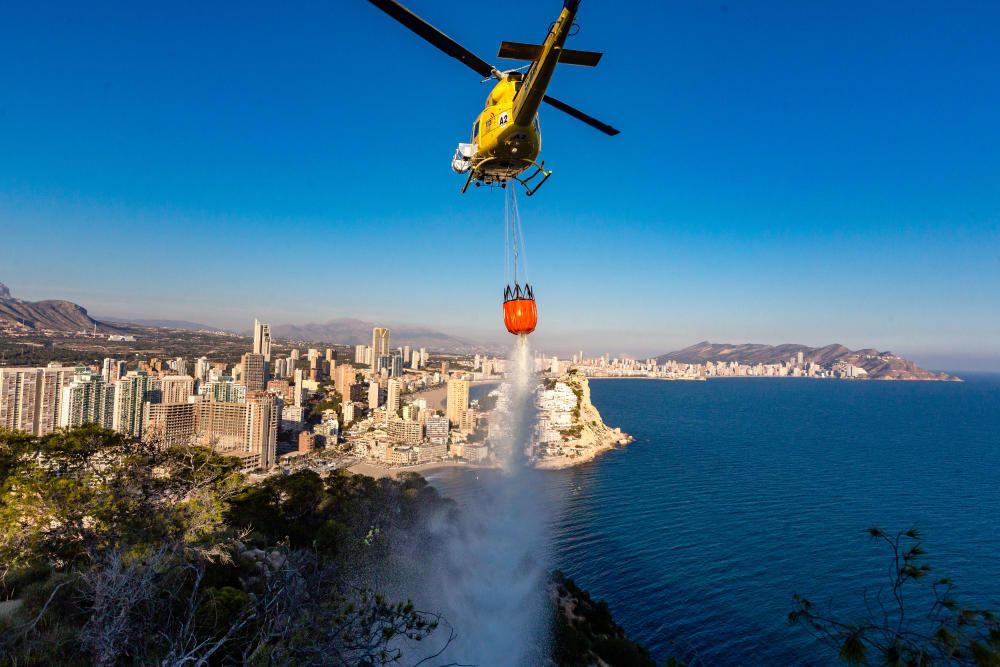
[2,1,998,369]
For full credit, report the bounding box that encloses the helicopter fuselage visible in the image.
[452,74,541,184]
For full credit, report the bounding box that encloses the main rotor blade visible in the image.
[542,95,620,136]
[368,0,496,79]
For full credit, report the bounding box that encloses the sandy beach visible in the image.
[410,380,500,411]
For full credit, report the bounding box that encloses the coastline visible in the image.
[347,459,498,479]
[534,437,632,470]
[348,450,629,476]
[585,374,961,382]
[586,376,704,382]
[347,429,633,477]
[347,375,633,478]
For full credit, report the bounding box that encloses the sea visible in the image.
[431,374,1000,665]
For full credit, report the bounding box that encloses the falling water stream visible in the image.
[399,337,554,666]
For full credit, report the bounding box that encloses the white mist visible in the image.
[405,337,554,666]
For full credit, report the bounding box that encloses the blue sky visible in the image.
[1,1,998,368]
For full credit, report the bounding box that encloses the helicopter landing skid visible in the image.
[513,160,553,197]
[460,168,477,194]
[461,158,553,196]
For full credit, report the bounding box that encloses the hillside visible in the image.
[0,295,121,334]
[0,426,655,666]
[0,283,475,351]
[96,316,226,332]
[658,341,958,381]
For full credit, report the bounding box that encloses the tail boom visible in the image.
[511,2,579,127]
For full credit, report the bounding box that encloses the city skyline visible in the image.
[2,2,998,369]
[0,319,479,472]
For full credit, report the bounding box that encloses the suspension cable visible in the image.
[503,185,532,297]
[503,186,510,290]
[511,187,530,287]
[511,187,519,287]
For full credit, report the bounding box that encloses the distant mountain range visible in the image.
[658,341,959,381]
[270,318,478,351]
[0,282,481,350]
[96,317,226,332]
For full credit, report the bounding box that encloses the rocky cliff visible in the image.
[536,370,631,469]
[551,570,656,666]
[565,370,623,448]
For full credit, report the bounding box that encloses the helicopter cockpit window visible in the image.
[473,121,479,140]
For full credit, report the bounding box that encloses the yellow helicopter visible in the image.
[369,0,619,196]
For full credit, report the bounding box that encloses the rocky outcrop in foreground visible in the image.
[551,570,657,666]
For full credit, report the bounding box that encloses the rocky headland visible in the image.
[535,370,633,470]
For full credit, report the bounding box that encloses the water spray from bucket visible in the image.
[399,337,553,666]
